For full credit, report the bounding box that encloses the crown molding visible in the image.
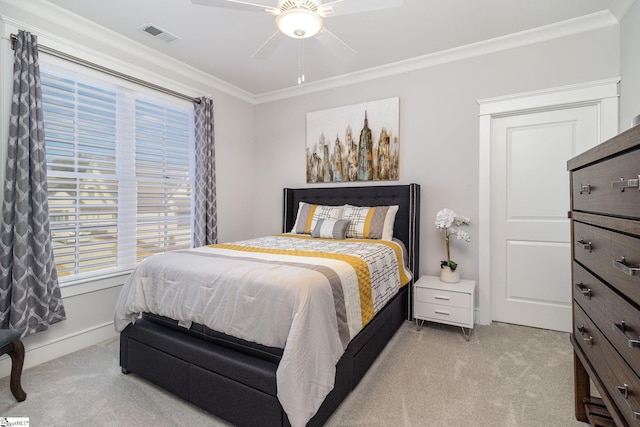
[609,0,636,21]
[0,0,257,104]
[254,10,619,104]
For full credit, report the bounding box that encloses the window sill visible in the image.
[59,270,133,298]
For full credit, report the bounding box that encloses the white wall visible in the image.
[253,25,620,323]
[0,0,256,377]
[620,0,640,129]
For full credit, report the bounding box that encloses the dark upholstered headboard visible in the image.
[282,184,420,279]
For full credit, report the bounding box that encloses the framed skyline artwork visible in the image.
[306,97,399,183]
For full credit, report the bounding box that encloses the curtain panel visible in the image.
[0,30,65,336]
[192,97,217,247]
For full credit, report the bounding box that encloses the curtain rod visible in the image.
[10,33,201,104]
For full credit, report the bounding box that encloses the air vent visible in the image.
[140,24,180,43]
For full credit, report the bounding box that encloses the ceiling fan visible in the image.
[191,0,403,60]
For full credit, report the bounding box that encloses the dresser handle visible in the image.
[613,322,640,348]
[613,257,640,277]
[577,324,586,335]
[617,384,629,399]
[577,239,592,252]
[612,176,640,192]
[583,336,593,347]
[434,310,450,316]
[434,296,451,301]
[616,384,640,419]
[579,183,591,194]
[574,282,591,299]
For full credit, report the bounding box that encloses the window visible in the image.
[40,60,194,282]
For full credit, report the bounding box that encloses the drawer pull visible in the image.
[577,324,586,335]
[617,384,629,399]
[574,282,592,299]
[616,384,640,419]
[612,175,640,192]
[434,310,450,316]
[613,257,640,277]
[577,239,592,252]
[434,296,451,301]
[613,321,640,348]
[579,183,591,194]
[583,336,593,347]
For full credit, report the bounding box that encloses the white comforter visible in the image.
[114,234,411,427]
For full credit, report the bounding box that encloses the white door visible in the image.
[490,106,599,332]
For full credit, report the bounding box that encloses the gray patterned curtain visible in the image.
[0,31,65,336]
[192,97,217,247]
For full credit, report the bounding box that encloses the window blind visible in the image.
[40,61,194,282]
[134,100,193,262]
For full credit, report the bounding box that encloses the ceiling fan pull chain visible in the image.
[301,39,305,83]
[297,39,305,84]
[297,39,301,84]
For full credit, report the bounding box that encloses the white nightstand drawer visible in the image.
[414,301,472,326]
[414,287,470,309]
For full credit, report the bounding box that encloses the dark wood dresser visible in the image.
[568,124,640,426]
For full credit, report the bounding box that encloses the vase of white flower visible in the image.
[435,208,471,283]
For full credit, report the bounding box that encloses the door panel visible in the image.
[507,123,574,219]
[491,106,598,331]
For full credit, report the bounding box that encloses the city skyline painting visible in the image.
[306,97,400,183]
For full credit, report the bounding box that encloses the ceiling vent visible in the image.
[141,24,180,43]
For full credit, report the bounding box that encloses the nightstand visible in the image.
[413,275,476,341]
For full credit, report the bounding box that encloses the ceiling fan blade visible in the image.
[315,28,356,58]
[319,0,403,16]
[191,0,279,14]
[251,31,286,59]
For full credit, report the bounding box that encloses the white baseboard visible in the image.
[0,322,118,379]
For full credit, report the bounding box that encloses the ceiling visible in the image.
[43,0,622,96]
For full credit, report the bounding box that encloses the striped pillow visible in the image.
[342,205,399,240]
[311,219,350,239]
[291,202,344,234]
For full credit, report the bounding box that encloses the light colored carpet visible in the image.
[0,321,586,426]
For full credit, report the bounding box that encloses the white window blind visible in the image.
[40,61,194,282]
[134,100,193,262]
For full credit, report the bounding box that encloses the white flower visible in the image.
[435,208,455,229]
[435,208,470,232]
[450,229,471,242]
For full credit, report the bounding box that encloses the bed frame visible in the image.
[119,183,420,426]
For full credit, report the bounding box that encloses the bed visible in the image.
[116,183,420,426]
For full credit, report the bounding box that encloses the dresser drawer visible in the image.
[572,147,640,219]
[573,221,640,307]
[573,262,640,377]
[414,301,472,327]
[414,287,470,309]
[574,303,640,425]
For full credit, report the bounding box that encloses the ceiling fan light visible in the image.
[276,8,323,39]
